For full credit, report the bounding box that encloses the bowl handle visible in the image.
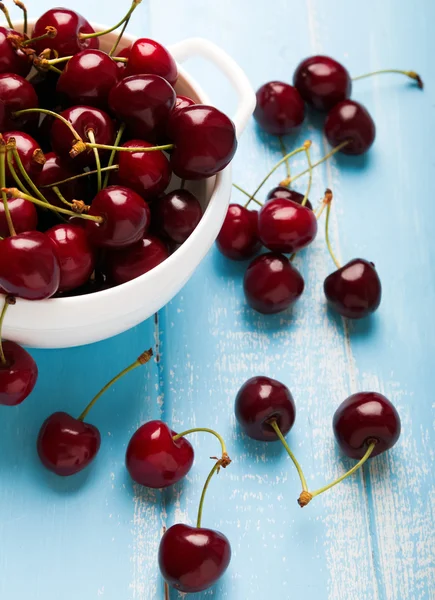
[168,37,256,137]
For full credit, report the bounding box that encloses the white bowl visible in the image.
[2,24,255,348]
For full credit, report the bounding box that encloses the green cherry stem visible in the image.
[41,165,119,189]
[172,427,230,464]
[6,151,30,196]
[268,419,308,492]
[9,145,49,204]
[79,0,142,40]
[21,26,57,47]
[280,141,349,187]
[233,183,262,207]
[196,460,222,529]
[0,3,15,29]
[103,123,125,188]
[14,0,28,35]
[324,189,341,269]
[52,186,74,208]
[0,295,16,366]
[279,136,291,179]
[87,130,102,192]
[0,145,16,237]
[81,142,174,155]
[77,348,153,422]
[300,141,313,208]
[352,69,423,89]
[13,108,82,143]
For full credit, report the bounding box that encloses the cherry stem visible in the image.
[280,141,349,187]
[45,55,72,65]
[232,183,262,207]
[103,123,125,188]
[77,347,153,422]
[279,136,291,179]
[21,26,57,47]
[164,581,169,600]
[300,142,313,208]
[52,186,73,208]
[41,165,119,189]
[83,142,174,154]
[172,427,229,461]
[13,108,82,143]
[87,130,102,192]
[79,0,142,40]
[268,419,308,492]
[113,56,128,63]
[0,3,14,29]
[196,460,222,529]
[0,146,16,237]
[8,145,49,204]
[324,189,341,269]
[0,295,16,366]
[6,151,30,196]
[13,1,27,34]
[352,69,423,89]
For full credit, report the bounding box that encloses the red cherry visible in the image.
[125,38,178,85]
[324,100,376,155]
[168,105,237,180]
[333,392,401,459]
[34,152,83,209]
[0,341,38,406]
[0,27,31,77]
[254,81,305,135]
[324,258,381,319]
[114,140,171,200]
[3,130,45,183]
[266,186,313,211]
[244,253,304,314]
[32,9,99,57]
[235,376,296,441]
[0,73,38,131]
[106,235,169,285]
[154,189,202,244]
[0,231,60,300]
[258,198,317,253]
[159,524,231,593]
[0,196,37,237]
[109,74,175,140]
[216,204,260,260]
[126,420,194,488]
[85,185,150,248]
[57,50,119,110]
[37,411,101,476]
[293,55,351,111]
[46,224,95,292]
[166,95,196,132]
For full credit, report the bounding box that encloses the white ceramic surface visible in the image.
[2,24,256,348]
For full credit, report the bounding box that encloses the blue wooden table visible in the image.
[1,1,434,598]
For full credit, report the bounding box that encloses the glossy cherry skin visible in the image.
[333,392,401,459]
[57,50,119,110]
[324,100,376,155]
[106,236,169,284]
[109,74,176,140]
[0,27,31,77]
[3,131,45,183]
[258,198,317,253]
[32,9,99,57]
[0,196,37,237]
[114,140,171,200]
[266,186,313,211]
[0,232,60,300]
[166,95,196,133]
[46,224,95,292]
[293,55,352,111]
[244,253,304,314]
[85,185,150,248]
[125,38,178,85]
[34,152,83,209]
[254,81,305,135]
[159,524,231,593]
[324,258,381,319]
[0,341,38,406]
[216,204,260,260]
[37,411,101,476]
[154,189,202,243]
[0,73,38,131]
[126,420,194,488]
[168,105,237,180]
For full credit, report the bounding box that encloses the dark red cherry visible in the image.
[324,258,381,319]
[3,131,45,183]
[0,196,37,237]
[37,411,101,476]
[106,235,169,284]
[0,341,38,406]
[125,38,178,86]
[324,100,376,155]
[46,224,95,292]
[216,204,260,260]
[258,198,317,253]
[244,253,304,314]
[34,152,83,209]
[166,95,196,132]
[32,9,99,57]
[126,420,194,488]
[0,27,31,77]
[159,524,231,593]
[266,186,313,211]
[0,73,38,131]
[57,50,119,109]
[235,376,296,441]
[114,140,171,200]
[168,105,237,180]
[254,81,305,135]
[333,392,401,459]
[293,55,351,111]
[154,189,202,243]
[85,185,150,248]
[0,231,60,300]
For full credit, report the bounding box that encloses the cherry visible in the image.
[324,100,376,155]
[166,95,196,133]
[0,341,38,406]
[235,376,296,441]
[46,224,95,292]
[114,140,171,200]
[125,38,178,86]
[266,186,313,211]
[0,231,60,300]
[0,196,37,237]
[254,81,305,135]
[105,235,169,285]
[57,50,119,110]
[0,27,31,77]
[3,131,45,182]
[115,45,130,75]
[159,524,231,593]
[32,8,99,57]
[244,253,304,314]
[216,204,260,260]
[333,392,401,459]
[0,73,38,131]
[324,258,381,319]
[126,420,194,488]
[85,185,150,248]
[293,56,351,111]
[35,152,84,209]
[154,189,202,244]
[168,105,237,180]
[258,198,317,253]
